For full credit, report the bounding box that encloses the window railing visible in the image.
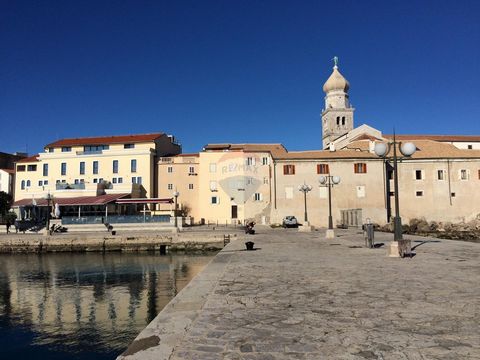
[76,150,103,155]
[56,183,86,190]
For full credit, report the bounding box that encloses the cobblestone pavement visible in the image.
[119,228,480,360]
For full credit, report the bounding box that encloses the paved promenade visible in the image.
[119,228,480,360]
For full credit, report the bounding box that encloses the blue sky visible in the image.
[1,0,479,154]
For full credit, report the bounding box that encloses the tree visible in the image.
[0,191,12,216]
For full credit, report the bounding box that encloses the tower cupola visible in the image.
[321,56,355,149]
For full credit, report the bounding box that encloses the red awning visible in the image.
[116,198,173,204]
[13,193,130,207]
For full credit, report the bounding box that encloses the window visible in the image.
[131,159,137,173]
[132,176,142,184]
[21,180,25,189]
[61,146,71,152]
[209,163,217,173]
[38,180,43,186]
[468,145,473,149]
[460,169,468,180]
[17,165,25,172]
[48,148,54,153]
[451,192,456,197]
[342,116,345,126]
[84,145,109,152]
[263,177,269,184]
[354,163,367,174]
[113,160,118,174]
[210,181,217,191]
[93,178,98,183]
[356,185,365,198]
[118,177,123,184]
[93,161,99,174]
[56,180,60,184]
[416,191,424,197]
[189,184,194,190]
[112,178,117,184]
[415,170,423,180]
[283,165,295,175]
[285,186,293,199]
[74,179,80,184]
[61,163,67,176]
[189,166,195,174]
[43,163,48,176]
[167,166,173,173]
[211,196,219,204]
[27,165,37,171]
[168,183,173,190]
[336,116,340,125]
[262,157,269,165]
[43,180,48,185]
[437,170,445,180]
[26,180,31,187]
[124,143,135,149]
[80,162,85,175]
[254,193,262,201]
[246,157,255,166]
[317,164,329,174]
[389,191,395,197]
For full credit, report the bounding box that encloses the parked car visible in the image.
[282,216,298,228]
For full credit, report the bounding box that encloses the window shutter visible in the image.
[292,165,295,175]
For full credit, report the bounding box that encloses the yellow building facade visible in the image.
[14,133,181,207]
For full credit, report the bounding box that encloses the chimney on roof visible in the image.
[369,141,375,153]
[329,143,335,152]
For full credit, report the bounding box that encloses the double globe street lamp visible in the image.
[297,183,313,223]
[374,135,416,254]
[319,175,341,238]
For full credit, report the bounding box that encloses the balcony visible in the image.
[76,150,103,156]
[56,183,86,190]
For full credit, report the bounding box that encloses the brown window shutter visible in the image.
[364,163,367,173]
[283,165,287,175]
[317,164,320,174]
[292,165,295,175]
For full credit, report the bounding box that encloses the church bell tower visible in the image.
[321,57,354,149]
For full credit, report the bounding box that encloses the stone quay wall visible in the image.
[0,231,238,253]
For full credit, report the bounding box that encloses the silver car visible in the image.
[282,216,298,228]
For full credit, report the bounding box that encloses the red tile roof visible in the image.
[45,133,165,148]
[13,193,130,207]
[16,154,40,163]
[177,153,200,157]
[384,134,480,142]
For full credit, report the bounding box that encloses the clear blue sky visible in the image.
[1,0,479,154]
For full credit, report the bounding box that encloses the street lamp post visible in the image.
[45,192,52,234]
[173,191,179,228]
[319,175,341,238]
[374,135,416,256]
[297,183,313,223]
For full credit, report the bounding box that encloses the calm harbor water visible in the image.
[0,251,217,359]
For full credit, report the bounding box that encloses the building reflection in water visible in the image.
[0,252,216,358]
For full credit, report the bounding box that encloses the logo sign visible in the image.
[216,152,264,204]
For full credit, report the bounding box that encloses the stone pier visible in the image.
[118,227,480,359]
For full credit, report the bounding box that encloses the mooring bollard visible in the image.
[245,241,255,251]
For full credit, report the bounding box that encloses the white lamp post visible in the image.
[172,190,179,228]
[319,175,341,238]
[374,134,416,256]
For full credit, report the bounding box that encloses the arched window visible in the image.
[21,180,25,190]
[342,116,345,125]
[26,180,31,187]
[336,116,340,125]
